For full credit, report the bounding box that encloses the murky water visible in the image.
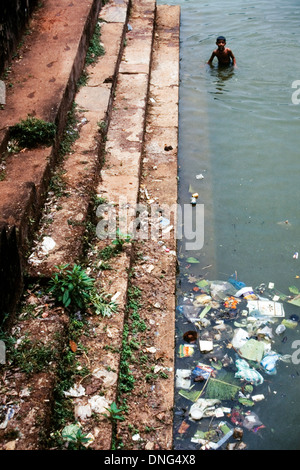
[158,0,300,450]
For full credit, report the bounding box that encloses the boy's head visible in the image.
[216,36,226,45]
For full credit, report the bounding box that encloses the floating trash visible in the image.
[174,273,300,450]
[183,330,198,343]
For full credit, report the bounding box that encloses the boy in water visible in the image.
[207,36,236,67]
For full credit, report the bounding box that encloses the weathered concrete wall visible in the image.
[0,0,103,322]
[0,224,22,326]
[0,0,39,76]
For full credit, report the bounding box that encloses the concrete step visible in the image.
[26,0,130,276]
[0,0,106,316]
[0,0,104,222]
[114,4,180,450]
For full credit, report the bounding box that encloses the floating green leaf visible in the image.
[205,377,240,400]
[288,295,300,307]
[200,305,211,318]
[178,389,202,402]
[186,257,200,264]
[238,397,254,407]
[244,384,253,393]
[289,285,300,295]
[196,279,210,292]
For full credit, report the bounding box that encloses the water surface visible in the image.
[158,0,300,450]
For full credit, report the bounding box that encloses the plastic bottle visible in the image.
[275,324,286,335]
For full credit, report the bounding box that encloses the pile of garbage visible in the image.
[174,275,300,450]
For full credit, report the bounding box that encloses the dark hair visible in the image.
[216,36,226,42]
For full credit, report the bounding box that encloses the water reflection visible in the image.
[206,64,235,95]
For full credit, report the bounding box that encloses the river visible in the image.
[157,0,300,450]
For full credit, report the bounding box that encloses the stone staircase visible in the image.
[0,0,180,450]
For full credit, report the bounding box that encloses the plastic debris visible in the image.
[0,405,17,429]
[228,274,246,290]
[281,318,298,329]
[176,369,192,389]
[62,425,94,448]
[252,394,265,402]
[231,328,250,349]
[193,294,212,306]
[199,339,214,353]
[210,280,237,301]
[183,330,197,343]
[179,344,195,357]
[247,300,285,317]
[176,304,202,322]
[233,426,244,440]
[92,368,118,386]
[275,324,286,335]
[88,395,110,414]
[242,412,264,431]
[235,358,264,385]
[174,272,300,450]
[239,338,265,362]
[75,403,92,420]
[260,351,281,375]
[235,286,257,300]
[210,422,234,449]
[257,325,273,339]
[192,363,215,381]
[189,398,221,420]
[64,383,86,397]
[41,236,56,253]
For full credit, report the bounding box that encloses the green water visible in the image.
[158,0,300,450]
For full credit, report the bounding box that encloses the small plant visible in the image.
[112,229,132,252]
[93,194,107,206]
[6,139,20,153]
[49,263,119,317]
[97,120,107,136]
[77,69,89,89]
[2,334,57,374]
[89,291,118,317]
[58,103,79,158]
[98,244,117,260]
[86,22,105,65]
[49,264,94,310]
[98,260,112,270]
[9,116,56,148]
[61,423,91,449]
[102,402,125,422]
[119,324,135,394]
